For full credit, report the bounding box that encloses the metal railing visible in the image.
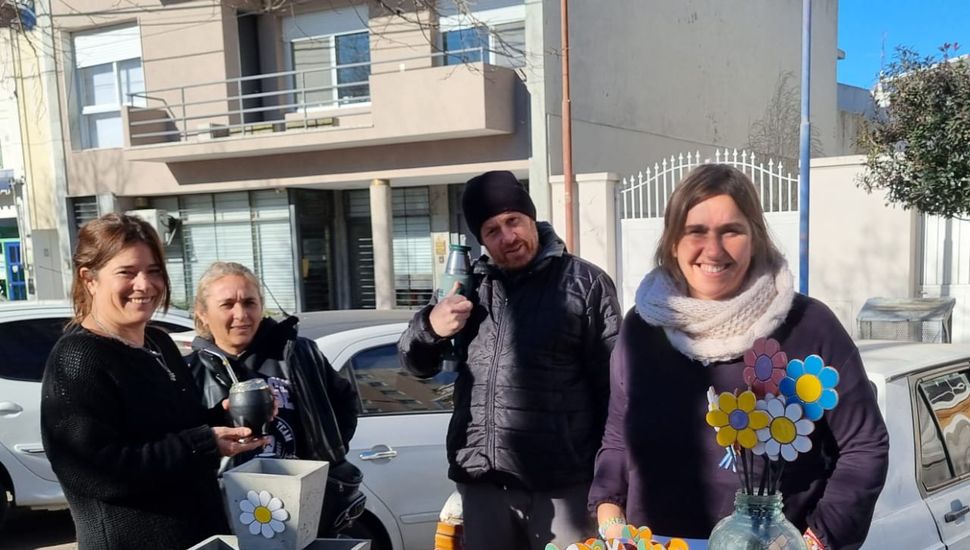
[127,47,486,145]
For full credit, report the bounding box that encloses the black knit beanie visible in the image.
[462,171,536,243]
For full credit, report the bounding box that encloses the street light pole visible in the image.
[798,0,812,295]
[561,0,575,252]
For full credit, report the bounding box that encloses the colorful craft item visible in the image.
[705,390,770,449]
[753,394,815,462]
[743,338,788,396]
[778,354,840,421]
[544,525,689,550]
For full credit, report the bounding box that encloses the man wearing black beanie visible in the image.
[398,170,622,549]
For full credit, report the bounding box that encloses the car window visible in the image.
[349,343,456,415]
[0,318,69,382]
[918,369,970,487]
[916,389,955,489]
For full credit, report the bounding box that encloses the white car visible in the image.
[313,318,455,550]
[0,304,454,550]
[860,340,970,550]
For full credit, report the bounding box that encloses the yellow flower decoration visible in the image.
[706,390,770,449]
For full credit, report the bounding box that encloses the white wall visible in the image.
[808,156,918,336]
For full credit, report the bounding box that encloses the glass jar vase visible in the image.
[708,491,807,550]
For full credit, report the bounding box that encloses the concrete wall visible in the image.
[808,155,918,336]
[535,0,840,185]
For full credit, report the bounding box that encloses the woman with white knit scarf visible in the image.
[588,165,889,550]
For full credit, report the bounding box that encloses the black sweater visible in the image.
[41,326,227,549]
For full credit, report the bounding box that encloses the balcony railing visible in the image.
[126,48,486,146]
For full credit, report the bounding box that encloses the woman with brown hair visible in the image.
[588,165,889,549]
[41,213,264,549]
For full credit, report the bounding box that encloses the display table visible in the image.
[189,536,369,550]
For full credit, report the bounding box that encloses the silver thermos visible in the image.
[437,245,473,372]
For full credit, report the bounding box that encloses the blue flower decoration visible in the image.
[778,355,839,421]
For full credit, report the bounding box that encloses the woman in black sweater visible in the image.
[41,213,265,549]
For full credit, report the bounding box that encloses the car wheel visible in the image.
[340,513,391,550]
[0,476,9,531]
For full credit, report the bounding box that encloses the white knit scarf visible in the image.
[634,263,795,365]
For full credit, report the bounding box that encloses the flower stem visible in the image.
[758,455,770,495]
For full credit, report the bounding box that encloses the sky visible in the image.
[837,0,970,89]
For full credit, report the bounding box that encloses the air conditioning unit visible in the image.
[125,208,172,242]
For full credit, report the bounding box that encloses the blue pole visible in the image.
[798,0,812,295]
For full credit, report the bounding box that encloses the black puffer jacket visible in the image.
[399,223,622,490]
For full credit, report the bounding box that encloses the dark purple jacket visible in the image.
[588,294,889,550]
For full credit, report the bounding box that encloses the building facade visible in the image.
[11,0,840,311]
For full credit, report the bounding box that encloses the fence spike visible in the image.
[741,150,748,163]
[715,149,721,163]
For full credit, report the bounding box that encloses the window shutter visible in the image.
[74,25,142,68]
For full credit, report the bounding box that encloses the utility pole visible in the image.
[560,0,575,252]
[798,0,811,295]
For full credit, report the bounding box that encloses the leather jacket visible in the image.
[188,316,358,463]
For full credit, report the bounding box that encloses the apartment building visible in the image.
[24,0,839,311]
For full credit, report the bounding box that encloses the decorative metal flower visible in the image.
[706,390,770,449]
[753,394,815,461]
[239,489,288,539]
[743,337,788,396]
[779,355,840,421]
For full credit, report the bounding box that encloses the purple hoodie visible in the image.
[588,294,889,550]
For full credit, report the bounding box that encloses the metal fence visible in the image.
[619,149,799,219]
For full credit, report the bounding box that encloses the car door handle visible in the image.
[0,402,24,416]
[945,505,970,523]
[359,447,398,461]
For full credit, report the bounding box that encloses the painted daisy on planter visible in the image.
[239,489,289,539]
[743,338,788,397]
[705,390,770,449]
[779,354,840,421]
[753,394,815,462]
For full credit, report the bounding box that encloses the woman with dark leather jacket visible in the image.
[186,261,364,537]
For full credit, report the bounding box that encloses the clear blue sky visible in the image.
[838,0,970,89]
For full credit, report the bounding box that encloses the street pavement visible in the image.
[2,508,76,550]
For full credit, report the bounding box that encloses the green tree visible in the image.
[858,44,970,218]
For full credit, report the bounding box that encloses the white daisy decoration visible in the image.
[753,394,814,462]
[239,489,289,539]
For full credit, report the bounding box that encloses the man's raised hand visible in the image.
[429,281,473,338]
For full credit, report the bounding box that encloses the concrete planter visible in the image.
[188,535,370,550]
[222,458,330,550]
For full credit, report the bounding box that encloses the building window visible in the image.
[73,25,145,149]
[291,30,371,108]
[392,187,433,308]
[285,5,371,110]
[441,5,525,69]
